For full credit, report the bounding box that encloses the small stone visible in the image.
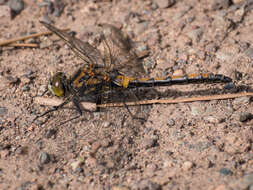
[167,119,175,127]
[204,116,222,123]
[5,75,20,85]
[151,2,158,10]
[8,0,24,19]
[45,129,57,138]
[134,22,149,35]
[232,0,245,3]
[52,0,65,17]
[142,138,158,149]
[136,45,148,53]
[21,84,30,92]
[112,185,130,190]
[18,181,32,190]
[245,48,253,60]
[40,38,53,49]
[211,0,232,10]
[219,168,233,176]
[146,163,157,175]
[85,156,97,167]
[0,107,8,116]
[191,105,205,116]
[0,0,6,5]
[239,112,253,122]
[182,161,194,171]
[242,173,253,186]
[173,69,184,76]
[186,28,203,43]
[39,152,50,164]
[238,41,250,52]
[102,121,111,128]
[16,146,28,155]
[8,0,24,12]
[70,160,84,171]
[206,43,217,53]
[234,96,250,107]
[155,0,175,8]
[136,180,161,190]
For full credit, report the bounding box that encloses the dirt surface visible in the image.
[1,0,253,189]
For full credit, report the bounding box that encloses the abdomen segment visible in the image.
[127,73,232,88]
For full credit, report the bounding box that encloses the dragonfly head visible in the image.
[48,72,67,97]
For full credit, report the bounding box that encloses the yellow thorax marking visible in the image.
[116,75,134,88]
[74,70,85,88]
[86,78,101,85]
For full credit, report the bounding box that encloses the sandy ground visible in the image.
[0,0,253,189]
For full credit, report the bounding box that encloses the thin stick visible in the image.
[7,43,39,48]
[34,92,253,109]
[98,92,253,108]
[0,29,69,47]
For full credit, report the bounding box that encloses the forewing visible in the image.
[99,24,148,78]
[40,21,104,67]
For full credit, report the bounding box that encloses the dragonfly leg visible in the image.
[72,98,83,115]
[32,99,70,123]
[118,90,146,122]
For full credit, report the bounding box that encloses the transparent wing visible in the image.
[98,23,148,78]
[40,21,104,67]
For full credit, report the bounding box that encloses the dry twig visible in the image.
[34,92,253,110]
[0,29,69,47]
[7,43,39,48]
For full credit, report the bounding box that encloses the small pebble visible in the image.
[0,107,8,116]
[245,47,253,60]
[167,119,175,127]
[136,180,161,190]
[211,0,232,10]
[186,28,203,42]
[45,129,57,138]
[232,0,245,4]
[39,152,50,164]
[0,0,6,5]
[239,112,253,122]
[8,0,24,12]
[39,38,53,49]
[155,0,175,8]
[173,69,184,76]
[242,173,253,186]
[219,168,233,176]
[134,22,149,35]
[16,146,28,155]
[21,84,30,92]
[234,97,251,107]
[191,105,205,116]
[102,121,111,128]
[70,160,83,171]
[204,116,221,123]
[112,185,130,190]
[142,138,158,149]
[8,0,24,19]
[182,161,194,171]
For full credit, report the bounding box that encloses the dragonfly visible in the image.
[33,21,232,123]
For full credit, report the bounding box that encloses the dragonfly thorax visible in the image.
[48,72,68,97]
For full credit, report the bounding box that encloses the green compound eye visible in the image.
[48,72,66,97]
